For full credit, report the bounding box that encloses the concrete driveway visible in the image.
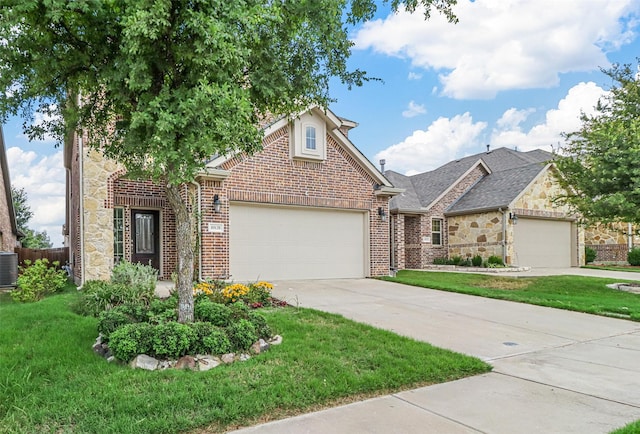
[232,274,640,434]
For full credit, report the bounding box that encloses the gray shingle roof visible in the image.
[388,147,553,213]
[446,162,546,215]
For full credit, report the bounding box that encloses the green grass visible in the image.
[583,265,640,273]
[0,290,490,434]
[383,270,640,321]
[611,420,640,434]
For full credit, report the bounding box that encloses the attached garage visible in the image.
[229,203,369,281]
[513,218,576,268]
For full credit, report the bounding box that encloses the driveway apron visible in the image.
[232,278,640,433]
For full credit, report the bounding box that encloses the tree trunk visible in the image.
[164,181,197,323]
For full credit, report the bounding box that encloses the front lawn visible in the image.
[383,270,640,321]
[583,265,640,273]
[0,290,489,434]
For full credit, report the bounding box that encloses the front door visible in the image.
[131,210,160,271]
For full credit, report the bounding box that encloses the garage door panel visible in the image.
[230,204,367,281]
[513,218,572,268]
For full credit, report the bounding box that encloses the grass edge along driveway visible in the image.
[0,289,490,434]
[383,270,640,322]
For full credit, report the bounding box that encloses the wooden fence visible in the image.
[14,247,69,268]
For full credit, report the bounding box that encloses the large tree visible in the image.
[0,0,456,322]
[555,61,640,224]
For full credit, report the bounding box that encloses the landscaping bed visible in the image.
[0,286,490,433]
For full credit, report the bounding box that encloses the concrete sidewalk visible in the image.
[230,276,640,434]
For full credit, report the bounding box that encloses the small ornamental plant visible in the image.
[193,282,216,296]
[222,283,250,303]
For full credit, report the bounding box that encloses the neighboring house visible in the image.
[0,126,21,251]
[386,147,585,269]
[584,222,640,262]
[64,107,400,285]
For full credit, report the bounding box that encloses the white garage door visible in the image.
[513,218,574,267]
[229,204,368,281]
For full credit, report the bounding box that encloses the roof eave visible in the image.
[445,205,510,217]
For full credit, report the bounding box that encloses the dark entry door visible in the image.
[131,210,160,271]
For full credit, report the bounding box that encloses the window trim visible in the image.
[291,113,326,161]
[431,218,443,246]
[113,207,124,264]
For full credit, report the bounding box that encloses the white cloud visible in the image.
[354,0,639,99]
[402,100,427,118]
[7,147,65,247]
[376,112,487,174]
[491,82,607,151]
[407,72,423,80]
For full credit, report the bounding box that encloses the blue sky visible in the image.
[4,0,640,247]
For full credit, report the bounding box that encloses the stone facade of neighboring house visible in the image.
[64,107,400,284]
[584,222,640,262]
[0,126,20,251]
[387,147,585,269]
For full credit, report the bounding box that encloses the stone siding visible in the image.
[448,211,504,261]
[585,222,639,262]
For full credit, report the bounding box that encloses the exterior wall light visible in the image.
[378,207,387,222]
[213,194,221,213]
[509,212,518,225]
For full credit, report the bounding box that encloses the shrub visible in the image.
[433,257,448,265]
[628,248,640,266]
[11,259,68,303]
[72,280,144,317]
[229,301,250,320]
[450,256,463,266]
[471,255,483,267]
[189,322,232,355]
[151,322,195,359]
[487,255,505,267]
[584,247,597,264]
[110,261,157,303]
[248,311,272,340]
[97,306,138,341]
[195,299,232,326]
[109,322,154,362]
[227,319,258,351]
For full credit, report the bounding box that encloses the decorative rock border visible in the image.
[93,334,283,371]
[606,283,640,294]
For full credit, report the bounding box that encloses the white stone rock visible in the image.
[239,353,251,362]
[198,356,222,371]
[221,353,235,364]
[269,335,283,345]
[130,354,159,371]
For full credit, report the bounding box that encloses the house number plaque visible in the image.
[208,223,224,233]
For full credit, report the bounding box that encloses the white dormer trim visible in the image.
[290,112,326,161]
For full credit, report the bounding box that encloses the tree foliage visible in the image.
[0,0,456,321]
[555,61,640,224]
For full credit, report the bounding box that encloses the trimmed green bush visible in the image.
[487,255,505,267]
[248,311,272,340]
[433,257,448,265]
[199,325,232,355]
[152,322,195,359]
[72,280,147,317]
[12,258,68,303]
[98,306,138,341]
[109,322,155,362]
[227,319,258,351]
[450,256,463,266]
[110,260,157,302]
[229,301,250,320]
[585,247,597,264]
[195,299,232,326]
[628,248,640,266]
[472,255,483,267]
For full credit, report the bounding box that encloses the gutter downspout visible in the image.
[499,207,507,265]
[629,222,633,252]
[190,181,203,282]
[79,132,85,287]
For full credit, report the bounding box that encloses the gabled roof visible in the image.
[206,106,394,189]
[389,147,553,214]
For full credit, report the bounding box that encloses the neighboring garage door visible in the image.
[513,218,573,267]
[229,204,368,281]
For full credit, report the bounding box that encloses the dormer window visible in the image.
[305,126,317,150]
[291,112,326,161]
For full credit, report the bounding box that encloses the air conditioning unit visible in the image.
[0,252,18,287]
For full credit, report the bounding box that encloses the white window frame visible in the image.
[431,218,443,246]
[291,112,326,160]
[113,207,124,264]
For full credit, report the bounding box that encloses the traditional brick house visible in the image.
[584,222,640,262]
[0,126,21,251]
[64,107,400,284]
[386,147,585,269]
